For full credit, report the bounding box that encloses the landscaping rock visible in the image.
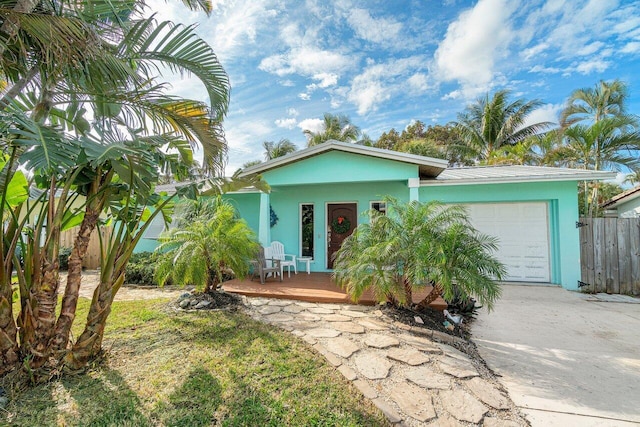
[404,366,451,389]
[339,310,370,318]
[364,334,400,349]
[188,299,198,307]
[371,398,402,424]
[313,344,342,367]
[308,307,335,314]
[306,328,341,338]
[248,298,270,306]
[179,298,191,308]
[324,337,360,358]
[396,334,443,354]
[194,300,212,309]
[264,313,294,323]
[297,312,321,321]
[414,315,424,324]
[353,352,392,379]
[389,381,436,422]
[465,377,510,409]
[439,357,479,378]
[386,347,430,365]
[439,389,488,424]
[178,292,191,301]
[267,299,292,306]
[482,417,522,427]
[331,322,365,334]
[427,413,464,427]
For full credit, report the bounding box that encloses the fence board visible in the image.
[580,217,640,295]
[59,226,112,269]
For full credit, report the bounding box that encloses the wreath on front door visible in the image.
[331,216,351,234]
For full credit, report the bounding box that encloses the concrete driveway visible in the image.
[473,285,640,426]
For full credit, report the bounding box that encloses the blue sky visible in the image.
[146,0,640,173]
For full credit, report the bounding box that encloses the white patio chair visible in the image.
[270,241,297,277]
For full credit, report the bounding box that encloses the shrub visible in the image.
[59,247,72,271]
[125,252,159,286]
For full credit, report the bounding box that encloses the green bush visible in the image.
[59,247,72,271]
[125,252,159,286]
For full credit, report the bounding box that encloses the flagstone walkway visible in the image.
[242,296,529,426]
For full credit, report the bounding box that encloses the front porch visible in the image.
[222,273,447,310]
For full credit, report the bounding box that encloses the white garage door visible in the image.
[464,202,551,282]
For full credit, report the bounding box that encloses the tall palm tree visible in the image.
[557,115,640,216]
[560,79,629,128]
[333,198,504,311]
[453,90,552,163]
[263,138,297,160]
[304,113,360,147]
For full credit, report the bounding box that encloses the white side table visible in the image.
[297,257,312,274]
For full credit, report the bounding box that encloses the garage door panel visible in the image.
[464,202,550,282]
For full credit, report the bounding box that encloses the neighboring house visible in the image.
[601,186,640,218]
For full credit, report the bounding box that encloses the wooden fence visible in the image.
[60,226,112,269]
[579,217,640,295]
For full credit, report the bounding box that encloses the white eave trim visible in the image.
[239,140,448,177]
[420,172,618,186]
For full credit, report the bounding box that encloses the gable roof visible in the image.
[239,140,449,179]
[421,165,617,186]
[601,185,640,209]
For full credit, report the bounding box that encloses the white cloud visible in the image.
[274,118,297,129]
[259,47,352,77]
[297,118,324,133]
[433,0,516,100]
[313,72,339,88]
[529,65,562,74]
[521,43,549,61]
[287,108,299,116]
[523,103,563,128]
[298,93,311,100]
[347,8,403,46]
[575,59,611,74]
[347,56,429,115]
[621,42,640,54]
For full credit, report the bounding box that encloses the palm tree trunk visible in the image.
[66,271,125,370]
[50,207,101,354]
[416,282,444,310]
[403,276,412,307]
[0,285,19,376]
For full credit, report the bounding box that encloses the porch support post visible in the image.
[408,178,420,202]
[258,192,271,246]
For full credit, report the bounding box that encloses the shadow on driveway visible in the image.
[473,285,640,426]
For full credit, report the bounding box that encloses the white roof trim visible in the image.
[239,140,449,178]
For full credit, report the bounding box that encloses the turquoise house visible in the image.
[224,141,614,291]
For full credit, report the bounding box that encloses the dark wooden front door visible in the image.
[327,203,357,269]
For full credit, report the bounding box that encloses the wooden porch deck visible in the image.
[222,272,447,310]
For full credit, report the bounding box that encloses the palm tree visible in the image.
[453,90,552,163]
[304,113,360,146]
[560,79,629,128]
[155,198,258,293]
[556,116,640,216]
[333,198,504,311]
[623,170,640,186]
[263,138,297,160]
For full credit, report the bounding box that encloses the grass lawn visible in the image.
[2,298,387,426]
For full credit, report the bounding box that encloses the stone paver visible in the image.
[258,305,282,315]
[389,381,436,422]
[323,314,352,322]
[386,347,430,366]
[356,318,389,330]
[404,366,451,390]
[306,328,341,338]
[439,389,488,424]
[364,334,400,349]
[283,304,305,313]
[465,377,510,409]
[438,357,479,378]
[337,365,358,381]
[324,337,360,358]
[241,296,527,426]
[353,352,392,379]
[353,379,378,399]
[331,321,366,334]
[371,398,402,424]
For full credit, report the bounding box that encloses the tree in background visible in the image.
[560,79,629,128]
[263,138,297,160]
[304,113,360,146]
[453,90,552,164]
